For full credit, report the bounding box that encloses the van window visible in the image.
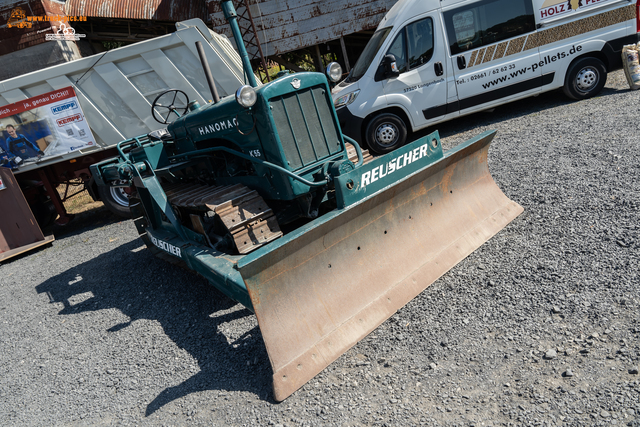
[407,19,434,69]
[387,30,408,73]
[347,27,392,82]
[386,17,434,74]
[444,0,535,55]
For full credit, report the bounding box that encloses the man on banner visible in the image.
[5,124,43,159]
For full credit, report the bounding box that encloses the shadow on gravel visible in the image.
[35,238,274,415]
[413,86,629,142]
[416,91,571,140]
[41,205,124,241]
[2,209,132,265]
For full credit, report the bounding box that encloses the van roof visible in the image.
[379,0,468,28]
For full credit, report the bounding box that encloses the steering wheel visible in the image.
[151,89,189,124]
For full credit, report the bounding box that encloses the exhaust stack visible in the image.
[221,0,259,88]
[195,41,220,103]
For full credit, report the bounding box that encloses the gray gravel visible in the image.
[1,69,639,426]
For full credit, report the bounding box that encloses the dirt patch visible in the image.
[55,179,104,214]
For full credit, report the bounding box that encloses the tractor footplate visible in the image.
[166,183,283,254]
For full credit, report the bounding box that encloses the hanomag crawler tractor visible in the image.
[91,0,523,401]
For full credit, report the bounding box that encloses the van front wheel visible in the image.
[563,57,607,100]
[365,113,407,155]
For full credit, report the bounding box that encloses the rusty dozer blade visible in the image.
[237,130,523,401]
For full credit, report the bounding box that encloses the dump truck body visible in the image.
[91,0,523,401]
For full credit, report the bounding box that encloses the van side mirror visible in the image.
[375,54,400,82]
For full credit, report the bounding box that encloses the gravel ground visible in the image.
[1,69,639,427]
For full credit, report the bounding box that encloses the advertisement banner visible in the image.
[0,87,95,169]
[533,0,615,21]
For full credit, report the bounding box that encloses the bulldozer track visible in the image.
[159,144,368,255]
[165,182,283,254]
[346,143,374,165]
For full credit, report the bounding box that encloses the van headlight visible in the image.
[236,85,257,108]
[333,90,360,109]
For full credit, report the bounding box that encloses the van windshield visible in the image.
[346,27,392,82]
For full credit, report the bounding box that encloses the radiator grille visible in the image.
[270,86,342,171]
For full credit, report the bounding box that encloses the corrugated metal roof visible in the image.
[65,0,207,21]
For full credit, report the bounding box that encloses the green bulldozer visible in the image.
[91,0,523,401]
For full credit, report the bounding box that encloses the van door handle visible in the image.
[457,56,466,70]
[434,62,444,76]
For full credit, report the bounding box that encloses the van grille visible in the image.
[269,86,342,171]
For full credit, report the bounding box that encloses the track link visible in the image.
[166,183,283,254]
[346,143,374,165]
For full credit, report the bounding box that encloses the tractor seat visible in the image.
[148,128,172,142]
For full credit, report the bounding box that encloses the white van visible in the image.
[332,0,640,153]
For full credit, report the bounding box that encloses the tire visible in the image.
[33,197,57,228]
[364,113,408,155]
[98,184,131,218]
[563,57,607,100]
[127,191,144,219]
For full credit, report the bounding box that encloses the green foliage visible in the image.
[255,50,339,82]
[102,41,124,51]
